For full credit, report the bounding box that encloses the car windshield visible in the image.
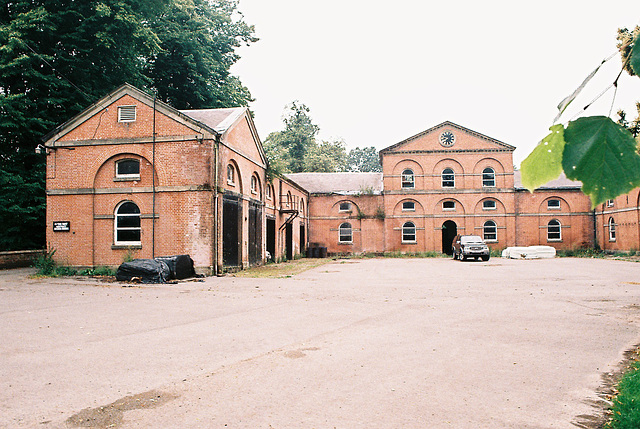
[461,235,483,244]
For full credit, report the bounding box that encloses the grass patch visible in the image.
[232,257,333,278]
[606,351,640,429]
[33,249,116,278]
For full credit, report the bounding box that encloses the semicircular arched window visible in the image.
[609,217,616,242]
[483,220,497,241]
[339,222,352,243]
[401,169,415,189]
[402,222,416,243]
[547,219,561,241]
[482,167,495,187]
[442,168,455,188]
[115,201,141,245]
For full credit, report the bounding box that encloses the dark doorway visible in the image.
[299,224,306,255]
[222,194,241,266]
[266,217,276,262]
[442,220,457,255]
[248,200,262,266]
[285,223,293,260]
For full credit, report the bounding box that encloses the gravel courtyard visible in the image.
[2,257,640,428]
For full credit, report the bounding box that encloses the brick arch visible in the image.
[433,197,466,215]
[392,159,424,176]
[473,157,506,188]
[433,158,465,188]
[393,198,425,215]
[538,196,571,213]
[93,152,159,189]
[250,171,262,200]
[474,197,506,213]
[333,199,360,214]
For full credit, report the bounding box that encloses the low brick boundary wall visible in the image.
[0,250,45,269]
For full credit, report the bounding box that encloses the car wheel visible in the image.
[458,252,465,261]
[481,255,490,261]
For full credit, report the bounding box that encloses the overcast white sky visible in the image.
[231,1,640,165]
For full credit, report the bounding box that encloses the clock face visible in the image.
[439,131,456,147]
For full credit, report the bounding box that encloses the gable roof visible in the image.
[380,121,516,154]
[286,172,383,195]
[42,83,222,145]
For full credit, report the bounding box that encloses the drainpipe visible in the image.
[152,93,157,258]
[213,134,220,275]
[592,208,598,250]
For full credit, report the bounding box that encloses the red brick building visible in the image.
[43,85,640,272]
[44,84,307,274]
[289,122,598,255]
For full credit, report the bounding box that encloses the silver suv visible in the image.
[452,235,490,261]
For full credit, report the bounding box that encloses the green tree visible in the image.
[304,139,348,172]
[347,146,381,172]
[521,27,640,207]
[264,101,320,173]
[0,0,256,250]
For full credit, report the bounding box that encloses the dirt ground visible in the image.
[2,257,640,429]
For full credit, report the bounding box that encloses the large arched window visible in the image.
[547,219,561,241]
[482,168,495,187]
[442,168,455,188]
[609,217,616,241]
[401,169,415,189]
[483,220,497,241]
[115,201,141,245]
[339,222,352,243]
[402,222,416,243]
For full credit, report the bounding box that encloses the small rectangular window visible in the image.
[402,201,415,211]
[547,199,560,210]
[115,159,140,180]
[483,200,496,210]
[443,201,455,211]
[118,105,136,122]
[606,199,614,208]
[339,202,351,212]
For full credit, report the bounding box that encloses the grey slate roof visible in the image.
[513,171,582,190]
[180,107,245,134]
[286,172,383,195]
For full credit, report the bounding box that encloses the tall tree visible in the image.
[305,139,347,172]
[0,0,256,250]
[264,101,320,173]
[347,146,381,172]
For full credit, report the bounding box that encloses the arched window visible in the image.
[482,168,495,187]
[339,222,352,243]
[250,175,257,194]
[402,222,416,243]
[547,219,561,241]
[115,201,141,245]
[265,184,272,200]
[609,217,616,241]
[401,169,415,189]
[226,164,235,184]
[483,220,497,241]
[442,168,455,188]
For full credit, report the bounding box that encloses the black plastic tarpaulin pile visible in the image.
[116,255,196,283]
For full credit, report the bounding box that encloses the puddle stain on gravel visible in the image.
[283,347,320,359]
[65,390,176,428]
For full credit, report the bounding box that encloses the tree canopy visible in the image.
[264,101,381,177]
[0,0,256,250]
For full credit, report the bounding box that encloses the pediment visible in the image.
[380,121,515,154]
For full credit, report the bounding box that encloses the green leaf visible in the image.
[562,116,640,207]
[631,33,640,77]
[520,125,566,192]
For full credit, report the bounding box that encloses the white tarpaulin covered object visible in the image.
[501,246,556,259]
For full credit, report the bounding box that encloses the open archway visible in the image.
[442,220,457,255]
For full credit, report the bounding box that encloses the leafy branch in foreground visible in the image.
[521,29,640,207]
